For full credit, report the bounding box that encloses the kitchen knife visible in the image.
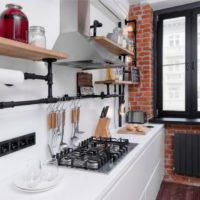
[100,107,106,118]
[104,106,109,117]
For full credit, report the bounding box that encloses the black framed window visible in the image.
[154,3,200,118]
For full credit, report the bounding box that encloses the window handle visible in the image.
[186,62,190,71]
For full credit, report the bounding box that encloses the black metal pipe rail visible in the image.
[24,73,48,81]
[0,57,122,110]
[0,93,121,109]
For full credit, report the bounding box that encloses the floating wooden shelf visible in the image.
[0,37,68,61]
[94,36,134,56]
[95,80,137,85]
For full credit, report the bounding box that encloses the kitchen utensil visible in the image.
[100,107,106,118]
[48,111,55,156]
[0,4,29,43]
[75,107,84,134]
[59,110,68,151]
[71,108,80,147]
[55,110,62,142]
[104,106,109,117]
[100,106,109,118]
[51,111,57,149]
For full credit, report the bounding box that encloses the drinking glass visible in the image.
[43,158,58,181]
[24,159,42,188]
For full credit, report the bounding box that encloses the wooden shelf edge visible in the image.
[95,80,137,85]
[0,37,68,61]
[94,36,134,56]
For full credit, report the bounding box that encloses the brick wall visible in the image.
[128,4,200,186]
[128,4,154,119]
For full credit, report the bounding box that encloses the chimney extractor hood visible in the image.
[99,0,129,20]
[53,0,126,70]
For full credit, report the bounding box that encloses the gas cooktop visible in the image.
[56,137,137,173]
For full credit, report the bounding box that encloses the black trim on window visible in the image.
[154,2,200,119]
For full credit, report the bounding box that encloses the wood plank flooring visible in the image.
[156,181,200,200]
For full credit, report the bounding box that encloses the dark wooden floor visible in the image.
[156,181,200,200]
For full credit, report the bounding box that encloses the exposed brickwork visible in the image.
[128,4,154,119]
[128,4,200,186]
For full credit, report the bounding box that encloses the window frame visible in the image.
[154,3,200,118]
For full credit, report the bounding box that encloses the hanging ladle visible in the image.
[75,106,85,134]
[59,109,68,151]
[71,107,80,147]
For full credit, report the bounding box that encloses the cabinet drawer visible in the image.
[103,129,164,200]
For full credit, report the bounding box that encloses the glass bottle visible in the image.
[128,39,134,52]
[0,4,29,43]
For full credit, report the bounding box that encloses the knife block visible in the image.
[95,118,111,138]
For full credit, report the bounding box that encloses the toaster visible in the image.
[126,111,147,124]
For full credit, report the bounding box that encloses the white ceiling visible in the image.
[129,0,200,10]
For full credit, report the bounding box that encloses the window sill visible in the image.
[149,117,200,125]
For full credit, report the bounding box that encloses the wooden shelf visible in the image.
[94,36,134,56]
[0,37,68,61]
[95,80,137,85]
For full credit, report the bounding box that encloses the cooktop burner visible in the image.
[56,137,137,173]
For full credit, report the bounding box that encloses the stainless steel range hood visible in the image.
[53,0,126,70]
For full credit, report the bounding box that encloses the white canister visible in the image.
[29,26,46,48]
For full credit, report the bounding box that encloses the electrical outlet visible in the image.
[19,137,27,148]
[0,141,10,155]
[0,132,36,157]
[10,139,19,151]
[27,133,35,146]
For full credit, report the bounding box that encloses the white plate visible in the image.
[13,173,61,193]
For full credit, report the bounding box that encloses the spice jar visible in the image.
[0,4,29,43]
[29,26,46,48]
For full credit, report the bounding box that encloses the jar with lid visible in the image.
[29,26,46,48]
[122,29,128,49]
[0,4,29,43]
[111,27,123,45]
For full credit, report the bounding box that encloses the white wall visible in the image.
[0,0,126,180]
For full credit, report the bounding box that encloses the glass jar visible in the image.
[29,26,46,48]
[117,27,123,46]
[115,68,123,81]
[111,27,122,45]
[0,4,29,43]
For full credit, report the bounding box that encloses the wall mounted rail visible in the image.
[0,94,121,109]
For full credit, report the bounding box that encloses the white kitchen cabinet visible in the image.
[102,128,165,200]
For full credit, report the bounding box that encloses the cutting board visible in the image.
[117,127,148,135]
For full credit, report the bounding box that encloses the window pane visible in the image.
[162,17,185,111]
[197,15,200,111]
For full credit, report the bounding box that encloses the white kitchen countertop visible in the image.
[0,123,164,200]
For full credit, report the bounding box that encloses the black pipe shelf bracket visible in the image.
[90,20,103,37]
[0,56,122,110]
